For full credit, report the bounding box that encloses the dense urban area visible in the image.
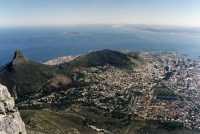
[1,49,200,134]
[44,51,200,131]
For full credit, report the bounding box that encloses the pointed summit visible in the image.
[12,49,28,65]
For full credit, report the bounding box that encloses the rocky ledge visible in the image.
[0,84,26,134]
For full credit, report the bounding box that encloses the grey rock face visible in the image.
[0,84,26,134]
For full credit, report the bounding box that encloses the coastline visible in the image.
[43,55,78,65]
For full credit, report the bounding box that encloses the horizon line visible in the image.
[0,23,200,29]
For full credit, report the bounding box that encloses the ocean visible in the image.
[0,25,200,65]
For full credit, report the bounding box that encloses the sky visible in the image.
[0,0,200,27]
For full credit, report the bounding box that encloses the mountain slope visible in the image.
[61,49,138,70]
[0,50,72,101]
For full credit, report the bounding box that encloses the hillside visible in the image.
[61,49,139,70]
[0,50,72,101]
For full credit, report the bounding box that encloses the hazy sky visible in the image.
[0,0,200,27]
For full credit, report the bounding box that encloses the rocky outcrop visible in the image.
[11,49,28,65]
[0,84,26,134]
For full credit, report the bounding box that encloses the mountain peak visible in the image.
[12,49,28,65]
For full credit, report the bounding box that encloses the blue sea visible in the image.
[0,25,200,65]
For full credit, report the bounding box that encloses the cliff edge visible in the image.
[0,83,26,134]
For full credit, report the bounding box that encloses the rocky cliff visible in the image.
[0,83,26,134]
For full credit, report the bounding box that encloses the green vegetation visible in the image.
[153,84,177,100]
[20,105,130,134]
[62,49,138,69]
[0,50,71,101]
[20,109,198,134]
[160,121,184,130]
[121,120,198,134]
[20,109,96,134]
